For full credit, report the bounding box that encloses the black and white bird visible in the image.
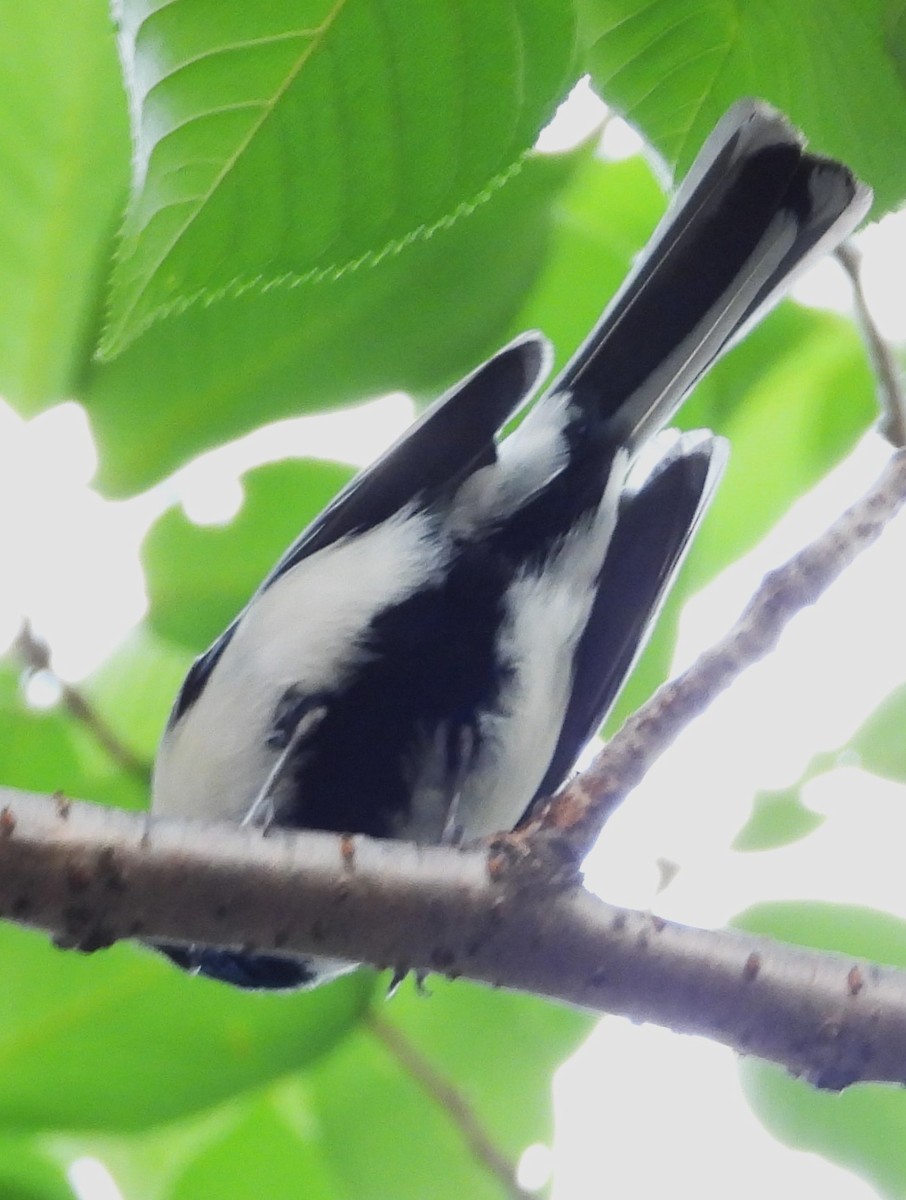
[152,100,870,989]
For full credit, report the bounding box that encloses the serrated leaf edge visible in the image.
[96,150,529,359]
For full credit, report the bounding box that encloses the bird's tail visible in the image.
[552,100,872,448]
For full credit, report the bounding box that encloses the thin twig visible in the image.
[13,623,150,783]
[366,1012,533,1200]
[836,242,906,447]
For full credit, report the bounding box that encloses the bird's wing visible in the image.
[165,334,551,726]
[262,331,552,587]
[530,430,726,805]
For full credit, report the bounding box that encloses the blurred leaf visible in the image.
[578,0,906,215]
[46,1085,336,1200]
[732,677,906,849]
[46,982,587,1199]
[728,677,906,855]
[736,904,906,1199]
[166,1089,338,1200]
[848,681,906,783]
[144,460,354,652]
[66,1084,340,1200]
[81,626,193,767]
[732,787,826,852]
[0,664,146,811]
[0,1138,76,1200]
[736,894,906,965]
[308,980,589,1199]
[887,0,906,86]
[743,1061,906,1200]
[0,627,195,811]
[0,664,87,793]
[86,148,585,494]
[101,0,577,354]
[0,925,373,1131]
[681,306,876,592]
[502,153,666,377]
[0,0,128,410]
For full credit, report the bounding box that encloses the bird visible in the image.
[150,99,871,989]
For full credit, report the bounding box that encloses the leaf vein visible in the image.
[117,0,350,340]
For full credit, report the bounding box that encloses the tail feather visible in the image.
[551,100,871,449]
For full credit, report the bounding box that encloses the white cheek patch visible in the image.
[152,508,448,822]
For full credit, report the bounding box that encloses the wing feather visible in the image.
[530,432,726,804]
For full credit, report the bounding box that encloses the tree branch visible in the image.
[1,785,906,1091]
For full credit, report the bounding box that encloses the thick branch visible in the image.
[1,785,906,1091]
[532,447,906,854]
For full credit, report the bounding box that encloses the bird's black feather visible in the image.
[532,435,724,802]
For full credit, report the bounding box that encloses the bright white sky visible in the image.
[3,79,904,1199]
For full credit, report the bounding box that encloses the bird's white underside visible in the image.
[152,394,616,837]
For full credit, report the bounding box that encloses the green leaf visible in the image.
[743,1061,906,1200]
[85,147,585,494]
[736,903,906,1198]
[62,1084,341,1200]
[101,0,577,355]
[37,983,586,1197]
[848,681,906,783]
[578,0,906,215]
[886,0,906,88]
[732,787,825,852]
[166,1089,339,1200]
[0,1138,76,1200]
[502,153,667,375]
[0,664,146,812]
[0,0,129,410]
[80,626,193,768]
[680,306,876,593]
[0,925,374,1131]
[0,664,88,794]
[0,626,197,812]
[143,460,354,651]
[736,900,906,970]
[308,981,590,1199]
